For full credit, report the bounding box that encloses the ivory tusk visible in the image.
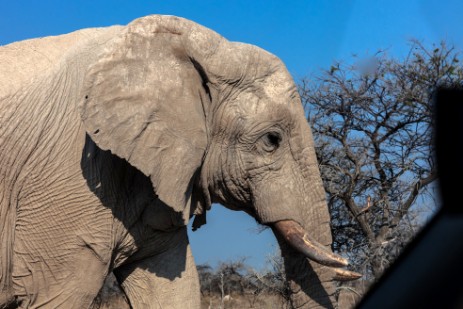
[333,268,363,281]
[273,220,349,268]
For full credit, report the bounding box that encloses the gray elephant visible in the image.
[0,15,359,308]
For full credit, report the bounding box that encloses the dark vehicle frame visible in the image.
[357,88,463,309]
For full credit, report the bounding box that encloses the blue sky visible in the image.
[2,1,462,270]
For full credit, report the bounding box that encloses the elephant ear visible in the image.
[79,16,215,224]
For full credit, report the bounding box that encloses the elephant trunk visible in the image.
[273,221,361,308]
[264,178,338,308]
[265,114,360,308]
[269,172,340,308]
[254,161,360,307]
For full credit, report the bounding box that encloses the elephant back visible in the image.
[0,26,121,99]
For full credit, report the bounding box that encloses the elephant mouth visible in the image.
[274,220,362,281]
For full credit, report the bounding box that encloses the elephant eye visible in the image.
[261,131,281,153]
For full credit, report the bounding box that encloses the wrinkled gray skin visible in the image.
[0,15,347,308]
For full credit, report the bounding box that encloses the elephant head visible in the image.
[80,15,359,307]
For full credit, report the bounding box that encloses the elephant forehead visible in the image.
[230,89,298,121]
[262,69,299,100]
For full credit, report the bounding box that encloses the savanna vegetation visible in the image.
[300,40,462,305]
[93,255,290,309]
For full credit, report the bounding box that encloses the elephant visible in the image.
[0,15,360,308]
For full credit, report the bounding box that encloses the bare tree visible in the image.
[197,255,290,308]
[197,263,214,297]
[197,259,251,297]
[299,40,463,279]
[247,252,290,308]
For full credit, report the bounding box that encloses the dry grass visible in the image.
[93,274,290,309]
[201,293,289,309]
[94,291,289,309]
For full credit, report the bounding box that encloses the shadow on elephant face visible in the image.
[80,134,189,280]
